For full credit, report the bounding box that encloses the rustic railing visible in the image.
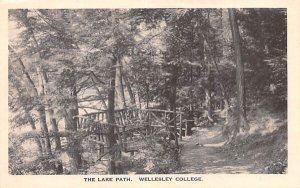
[74,108,193,160]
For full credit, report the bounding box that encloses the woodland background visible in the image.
[8,8,287,174]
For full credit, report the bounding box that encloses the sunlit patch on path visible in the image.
[176,125,260,174]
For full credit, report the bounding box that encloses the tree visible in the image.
[228,8,250,140]
[8,55,43,154]
[8,44,53,155]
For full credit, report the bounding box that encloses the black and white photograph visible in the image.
[7,8,288,175]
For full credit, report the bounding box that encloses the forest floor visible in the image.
[176,107,287,174]
[176,125,259,174]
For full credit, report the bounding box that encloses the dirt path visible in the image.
[176,124,260,174]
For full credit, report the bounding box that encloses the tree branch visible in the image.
[8,45,39,96]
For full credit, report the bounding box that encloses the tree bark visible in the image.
[40,70,62,151]
[107,54,119,174]
[31,66,52,156]
[204,11,214,125]
[115,57,126,109]
[64,87,82,174]
[228,8,250,138]
[37,105,52,155]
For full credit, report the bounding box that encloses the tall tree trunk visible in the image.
[64,113,82,174]
[40,70,62,151]
[37,105,52,155]
[107,55,118,174]
[106,10,121,174]
[204,10,214,125]
[228,9,250,139]
[64,87,82,174]
[9,46,51,154]
[22,11,54,154]
[36,66,52,155]
[115,57,126,109]
[218,9,229,112]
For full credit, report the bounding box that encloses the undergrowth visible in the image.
[221,105,287,174]
[123,137,181,174]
